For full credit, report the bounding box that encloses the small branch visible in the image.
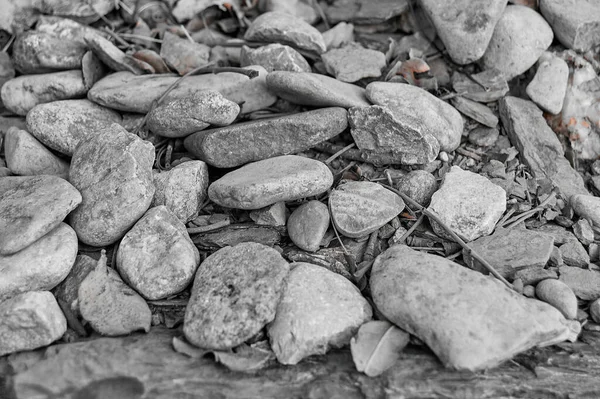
[187,219,230,234]
[399,213,425,244]
[325,143,356,165]
[455,147,482,162]
[503,191,557,229]
[328,200,356,275]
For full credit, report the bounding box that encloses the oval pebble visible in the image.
[536,279,578,320]
[287,200,330,252]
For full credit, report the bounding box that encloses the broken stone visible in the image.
[451,96,498,127]
[540,0,600,52]
[559,266,600,301]
[526,54,569,115]
[160,31,211,75]
[240,44,311,73]
[571,194,600,228]
[184,242,289,349]
[11,31,86,74]
[468,126,499,147]
[573,218,594,246]
[268,262,372,365]
[249,202,288,227]
[53,254,97,318]
[287,200,330,252]
[322,44,386,83]
[513,268,558,286]
[536,279,578,320]
[451,69,509,103]
[560,240,590,268]
[193,224,282,250]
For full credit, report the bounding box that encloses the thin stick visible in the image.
[325,143,356,165]
[399,213,425,244]
[1,34,15,53]
[328,200,356,274]
[187,219,230,234]
[503,191,557,229]
[101,27,133,48]
[119,33,163,43]
[455,147,482,162]
[311,0,330,30]
[180,24,194,43]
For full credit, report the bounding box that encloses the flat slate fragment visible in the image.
[322,45,386,82]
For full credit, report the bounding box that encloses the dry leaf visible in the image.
[350,320,410,377]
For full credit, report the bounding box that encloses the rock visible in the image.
[514,268,558,286]
[451,69,509,103]
[11,31,86,74]
[184,107,348,168]
[329,181,405,238]
[451,96,498,127]
[266,71,369,108]
[240,44,311,73]
[559,266,600,301]
[69,123,155,247]
[348,105,440,165]
[463,227,554,279]
[533,223,578,245]
[244,12,326,54]
[117,206,200,301]
[267,262,372,364]
[287,200,330,252]
[221,65,278,114]
[428,166,506,242]
[152,161,209,223]
[468,126,499,147]
[33,0,114,23]
[53,254,97,318]
[0,223,77,302]
[573,218,594,246]
[250,202,288,227]
[0,175,81,255]
[84,33,145,75]
[79,252,151,336]
[208,155,333,210]
[323,0,409,25]
[591,298,600,323]
[560,240,590,268]
[526,54,569,114]
[371,245,576,371]
[481,5,554,80]
[0,70,86,116]
[146,90,239,138]
[540,0,600,52]
[0,291,66,356]
[160,31,210,75]
[261,0,319,24]
[322,44,386,83]
[418,0,508,65]
[26,99,122,156]
[3,127,70,179]
[366,82,463,153]
[193,223,282,250]
[499,96,588,200]
[571,195,600,227]
[322,22,354,50]
[396,170,438,206]
[184,242,289,349]
[536,279,578,320]
[549,246,564,267]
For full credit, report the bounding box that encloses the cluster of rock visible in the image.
[1,0,600,387]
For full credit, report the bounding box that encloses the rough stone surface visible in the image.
[117,206,200,301]
[560,240,590,268]
[452,69,509,103]
[241,44,311,73]
[559,266,600,301]
[208,155,333,210]
[0,223,77,303]
[371,245,575,371]
[268,262,372,365]
[26,99,122,156]
[572,218,594,246]
[499,96,588,200]
[184,242,289,350]
[11,31,86,74]
[184,107,348,168]
[536,279,578,320]
[0,70,86,116]
[322,44,386,82]
[152,161,209,223]
[540,0,600,52]
[451,96,498,127]
[468,126,499,147]
[514,268,558,286]
[526,55,569,114]
[244,12,326,54]
[53,254,96,318]
[219,65,278,114]
[419,0,508,64]
[329,181,404,238]
[266,71,369,108]
[84,33,144,75]
[249,202,288,227]
[571,194,600,227]
[366,82,463,153]
[324,0,409,25]
[160,31,210,75]
[0,291,66,356]
[0,175,81,255]
[481,5,554,80]
[69,123,155,247]
[395,170,438,206]
[428,166,506,242]
[533,224,578,245]
[287,200,330,252]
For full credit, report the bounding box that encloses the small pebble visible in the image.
[535,279,578,320]
[287,200,330,252]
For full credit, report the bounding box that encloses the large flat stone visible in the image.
[540,0,600,52]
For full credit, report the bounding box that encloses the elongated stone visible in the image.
[540,0,600,52]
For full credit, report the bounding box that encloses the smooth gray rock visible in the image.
[53,254,96,318]
[481,5,554,80]
[571,194,600,227]
[499,96,588,201]
[184,107,348,168]
[11,30,86,74]
[184,242,289,350]
[268,262,372,365]
[241,44,311,72]
[560,240,590,268]
[219,65,278,114]
[160,31,210,75]
[396,170,438,206]
[323,0,409,25]
[69,123,155,247]
[322,22,354,50]
[266,71,369,108]
[322,44,386,83]
[260,0,318,24]
[451,96,498,127]
[468,126,499,147]
[418,0,508,65]
[26,99,122,156]
[32,0,114,23]
[559,266,600,300]
[208,155,333,210]
[84,33,145,75]
[514,268,558,286]
[0,291,67,356]
[0,175,81,255]
[536,279,578,320]
[526,55,569,114]
[287,200,330,252]
[540,0,600,52]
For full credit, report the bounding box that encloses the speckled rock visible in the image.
[540,0,600,52]
[571,194,600,227]
[536,279,578,320]
[69,123,155,247]
[468,126,499,147]
[287,200,330,252]
[160,31,210,75]
[53,254,96,318]
[117,206,200,300]
[395,170,438,206]
[250,202,288,227]
[267,262,372,365]
[0,175,81,255]
[526,54,569,114]
[240,44,311,72]
[559,266,600,300]
[208,155,333,210]
[184,242,289,349]
[322,44,386,82]
[0,291,67,356]
[560,240,590,268]
[11,31,87,74]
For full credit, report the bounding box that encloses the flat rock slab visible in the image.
[329,181,404,238]
[322,45,386,82]
[560,240,590,268]
[0,175,81,255]
[481,5,554,80]
[419,0,508,65]
[117,206,200,300]
[540,0,600,52]
[463,227,554,279]
[0,291,66,356]
[287,200,330,252]
[184,242,289,350]
[241,44,311,73]
[371,245,576,371]
[526,54,569,114]
[244,11,326,54]
[499,96,588,200]
[428,166,506,242]
[451,96,498,127]
[0,223,77,302]
[69,123,155,247]
[208,155,333,210]
[366,82,463,153]
[184,107,348,168]
[559,266,600,301]
[267,262,372,364]
[266,71,370,108]
[26,98,122,156]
